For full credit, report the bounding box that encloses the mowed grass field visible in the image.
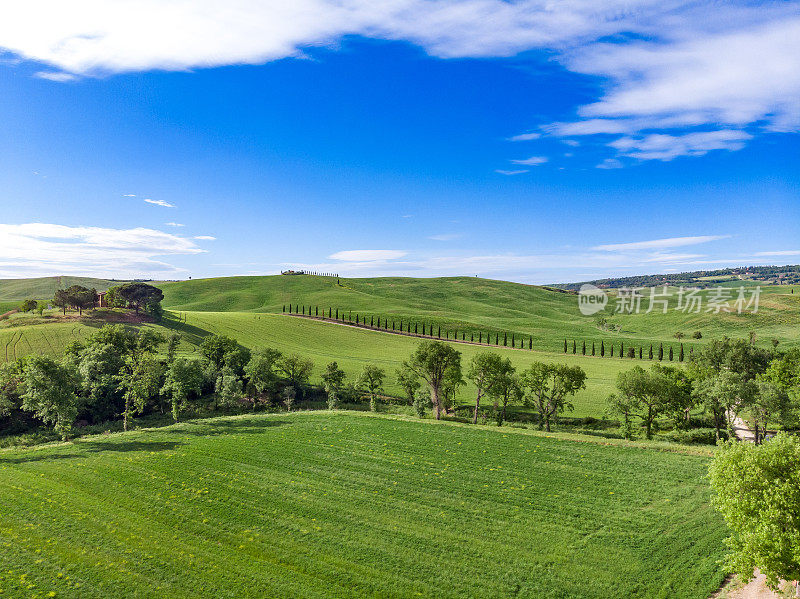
[0,412,727,598]
[156,275,800,350]
[1,275,798,352]
[0,312,635,417]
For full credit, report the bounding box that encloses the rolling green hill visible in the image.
[159,274,800,351]
[0,411,727,598]
[0,312,633,417]
[0,276,127,301]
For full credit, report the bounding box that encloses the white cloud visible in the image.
[428,233,462,241]
[593,235,731,252]
[608,130,752,161]
[0,1,684,77]
[0,223,204,278]
[508,132,540,141]
[165,222,184,227]
[34,71,76,82]
[754,250,800,257]
[193,235,216,240]
[596,158,623,169]
[144,198,175,208]
[122,193,136,197]
[2,1,797,163]
[329,249,407,261]
[494,169,528,176]
[510,156,548,166]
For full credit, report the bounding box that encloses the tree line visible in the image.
[19,282,165,320]
[283,303,536,349]
[607,337,800,442]
[564,339,689,361]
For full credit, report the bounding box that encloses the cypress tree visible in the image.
[370,316,374,327]
[658,343,664,361]
[422,323,426,336]
[471,333,474,342]
[620,341,624,356]
[504,332,508,347]
[479,332,482,343]
[649,344,653,360]
[572,340,577,354]
[462,332,465,341]
[392,321,395,331]
[511,334,515,347]
[669,346,674,361]
[415,323,418,334]
[582,341,586,355]
[315,306,318,316]
[356,314,359,324]
[600,341,605,357]
[592,342,596,356]
[438,326,441,338]
[638,347,642,359]
[529,337,532,350]
[282,305,286,313]
[496,334,499,346]
[564,339,568,353]
[610,344,614,357]
[335,308,339,319]
[679,344,684,362]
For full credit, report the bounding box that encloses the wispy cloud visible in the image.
[510,156,548,166]
[165,222,184,227]
[593,235,731,252]
[123,194,136,197]
[0,222,203,278]
[34,71,76,82]
[754,250,800,256]
[495,169,528,176]
[596,158,623,169]
[193,235,216,240]
[608,130,752,161]
[428,233,462,241]
[144,198,175,208]
[329,249,407,261]
[2,2,797,165]
[508,132,540,141]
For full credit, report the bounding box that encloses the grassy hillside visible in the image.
[0,276,127,301]
[0,312,635,417]
[0,411,727,598]
[159,274,800,351]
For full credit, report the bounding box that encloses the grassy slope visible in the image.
[0,312,631,417]
[0,276,125,301]
[159,275,800,351]
[0,411,727,598]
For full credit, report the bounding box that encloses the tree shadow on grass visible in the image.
[1,440,183,465]
[177,418,291,437]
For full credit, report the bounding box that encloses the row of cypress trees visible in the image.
[562,339,688,362]
[282,304,535,349]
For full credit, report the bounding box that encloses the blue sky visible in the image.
[0,1,798,283]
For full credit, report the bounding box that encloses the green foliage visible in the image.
[403,340,462,420]
[19,299,38,312]
[412,388,430,417]
[321,361,346,409]
[709,434,800,591]
[277,353,314,396]
[161,357,206,422]
[520,362,586,432]
[356,364,385,411]
[395,364,421,404]
[114,282,164,315]
[244,347,282,398]
[21,355,79,440]
[215,369,244,408]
